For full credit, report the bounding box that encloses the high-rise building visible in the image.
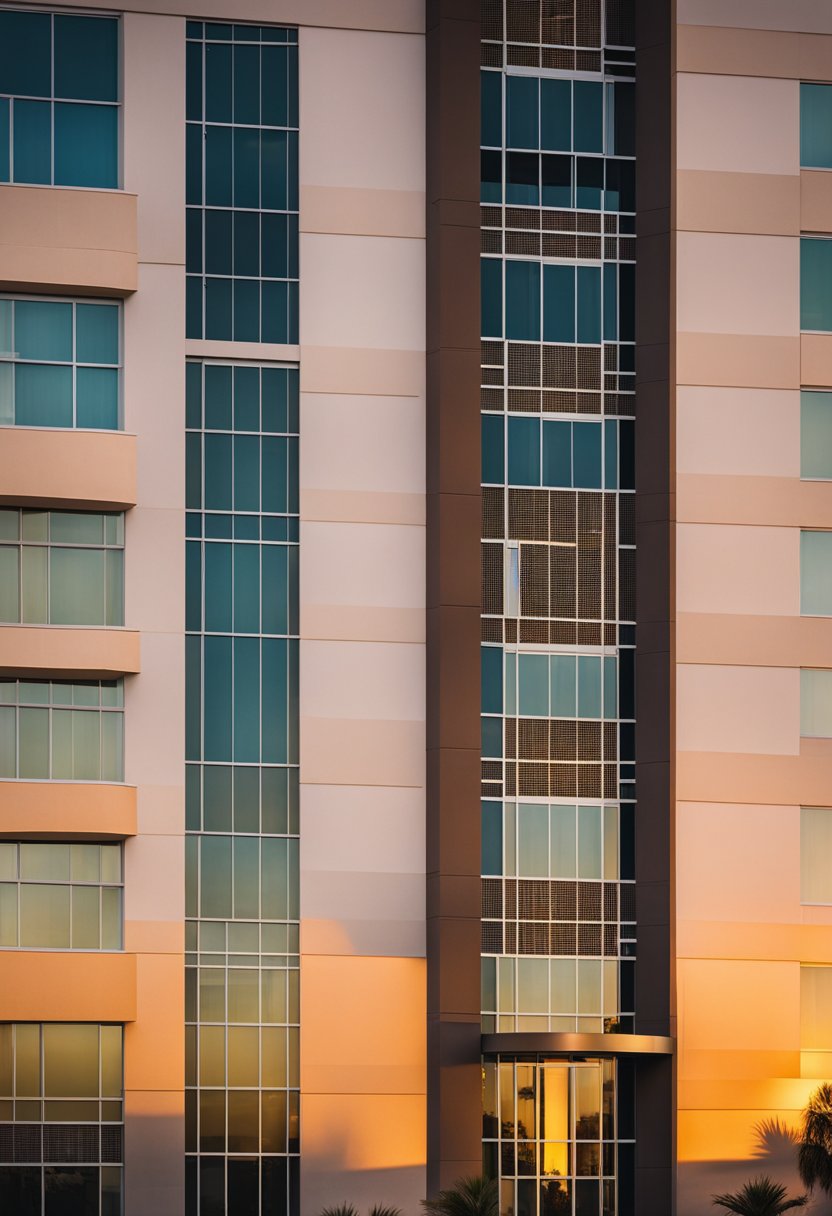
[0,1,831,1214]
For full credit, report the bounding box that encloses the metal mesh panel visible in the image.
[575,0,601,45]
[604,882,619,920]
[506,208,541,230]
[518,762,550,796]
[620,884,636,922]
[509,489,548,540]
[551,923,577,954]
[483,488,505,539]
[481,206,502,228]
[519,880,551,920]
[604,237,617,259]
[550,620,577,645]
[543,389,579,413]
[577,622,601,645]
[618,494,635,545]
[482,367,504,386]
[543,345,577,389]
[578,882,603,920]
[543,234,578,259]
[605,0,635,46]
[507,388,542,411]
[542,0,574,43]
[481,387,505,410]
[620,237,637,260]
[508,343,541,387]
[577,765,603,798]
[520,544,549,616]
[603,763,618,797]
[552,881,577,919]
[482,617,503,643]
[542,46,575,69]
[505,923,517,953]
[576,212,602,233]
[550,721,577,759]
[43,1125,101,1164]
[550,491,576,543]
[604,494,618,621]
[604,923,619,955]
[603,722,618,758]
[576,49,602,70]
[518,718,549,761]
[506,231,542,256]
[482,921,504,953]
[543,211,575,232]
[505,718,517,758]
[518,620,548,644]
[481,41,503,66]
[619,546,636,621]
[578,923,602,955]
[604,215,617,234]
[482,543,504,614]
[577,721,602,761]
[482,229,503,254]
[518,922,549,954]
[482,760,503,781]
[504,619,518,643]
[550,764,578,797]
[483,878,504,918]
[482,0,505,40]
[576,235,602,259]
[506,0,541,42]
[576,347,602,391]
[0,1125,43,1164]
[482,340,505,366]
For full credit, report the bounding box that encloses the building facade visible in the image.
[0,1,831,1214]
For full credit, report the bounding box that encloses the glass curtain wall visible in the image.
[185,360,299,1216]
[480,2,636,1213]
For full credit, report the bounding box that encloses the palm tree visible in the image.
[799,1081,832,1196]
[421,1176,499,1216]
[712,1176,807,1215]
[369,1208,402,1216]
[320,1206,359,1216]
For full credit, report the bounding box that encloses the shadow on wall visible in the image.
[678,1119,832,1216]
[301,1165,427,1216]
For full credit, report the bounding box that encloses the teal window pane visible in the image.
[261,45,290,126]
[14,365,73,428]
[261,436,287,513]
[261,130,288,210]
[76,304,118,365]
[205,363,232,429]
[0,10,51,97]
[205,43,233,122]
[482,414,504,484]
[507,75,538,149]
[234,128,260,209]
[50,512,104,544]
[76,368,118,429]
[551,656,576,718]
[505,652,516,715]
[19,707,49,778]
[603,263,618,340]
[261,281,290,344]
[542,153,571,207]
[802,391,832,479]
[185,433,202,510]
[54,104,118,189]
[802,238,832,332]
[261,639,287,764]
[16,301,73,362]
[604,420,618,489]
[481,70,502,146]
[801,531,832,616]
[506,151,539,205]
[480,149,502,204]
[801,84,832,169]
[203,636,233,760]
[551,805,576,877]
[186,124,203,206]
[54,16,118,102]
[204,434,232,509]
[574,82,603,152]
[543,420,571,487]
[0,98,8,182]
[578,805,602,879]
[481,646,503,714]
[234,837,260,919]
[0,706,15,777]
[0,546,20,622]
[573,422,602,489]
[185,637,201,761]
[611,82,635,156]
[603,657,617,720]
[541,78,571,151]
[482,801,503,876]
[233,279,260,343]
[50,547,106,625]
[543,264,575,342]
[13,100,51,185]
[508,416,540,486]
[261,837,287,919]
[518,803,548,877]
[186,362,203,429]
[201,836,232,917]
[481,715,502,758]
[261,545,288,635]
[577,266,601,344]
[234,211,260,277]
[185,542,202,632]
[481,258,503,338]
[578,656,601,719]
[233,543,260,634]
[234,44,260,124]
[506,260,540,341]
[605,158,635,212]
[205,210,232,275]
[234,638,260,762]
[576,156,603,210]
[518,654,548,717]
[205,126,233,206]
[186,41,203,122]
[203,766,231,832]
[186,276,203,339]
[204,543,232,632]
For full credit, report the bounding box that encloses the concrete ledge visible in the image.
[0,626,140,678]
[0,429,137,510]
[482,1032,676,1056]
[0,184,137,297]
[0,781,137,839]
[0,950,137,1021]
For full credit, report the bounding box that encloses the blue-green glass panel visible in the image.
[604,420,618,489]
[54,16,118,103]
[611,82,635,157]
[233,637,260,762]
[186,124,203,206]
[233,279,260,343]
[542,153,571,207]
[507,75,538,149]
[541,78,571,151]
[204,434,233,509]
[261,639,287,764]
[480,150,502,204]
[506,261,540,341]
[262,46,290,127]
[204,542,232,632]
[0,99,9,182]
[518,654,548,717]
[204,364,232,430]
[203,636,232,760]
[573,422,602,489]
[574,82,603,152]
[76,368,118,429]
[233,366,260,431]
[603,263,617,340]
[76,305,118,365]
[287,436,299,513]
[205,126,232,206]
[482,414,504,484]
[13,101,50,186]
[54,104,118,189]
[619,264,635,341]
[205,42,232,122]
[543,420,571,487]
[205,210,232,275]
[481,70,502,146]
[186,362,202,429]
[233,44,260,124]
[287,638,299,764]
[261,281,290,344]
[261,130,288,210]
[508,416,540,486]
[234,837,260,919]
[578,656,601,719]
[185,541,202,633]
[233,211,260,277]
[287,546,299,636]
[14,365,72,428]
[481,716,502,759]
[233,766,259,834]
[0,10,50,98]
[186,208,203,273]
[262,213,289,278]
[506,150,539,205]
[261,437,287,513]
[802,238,832,331]
[185,433,202,510]
[185,636,201,761]
[482,801,503,876]
[575,156,603,210]
[233,543,260,633]
[261,837,287,919]
[261,545,288,635]
[481,258,502,338]
[481,646,503,714]
[802,84,832,169]
[234,127,260,210]
[551,655,576,718]
[604,657,617,720]
[203,765,231,832]
[605,158,635,212]
[802,391,832,479]
[186,41,203,122]
[286,43,298,127]
[15,302,72,362]
[205,278,232,340]
[577,266,601,344]
[201,836,232,917]
[543,264,575,342]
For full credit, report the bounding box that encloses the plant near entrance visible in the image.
[799,1081,832,1197]
[421,1176,499,1216]
[711,1176,807,1215]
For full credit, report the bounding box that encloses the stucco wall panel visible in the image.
[679,611,832,668]
[0,781,136,838]
[676,386,798,478]
[677,74,798,175]
[676,333,799,389]
[0,951,137,1021]
[0,626,140,679]
[677,233,798,336]
[676,664,799,755]
[0,429,137,510]
[677,169,799,236]
[678,0,832,35]
[676,523,799,616]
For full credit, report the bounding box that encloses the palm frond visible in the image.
[712,1175,807,1215]
[369,1207,402,1216]
[421,1175,499,1216]
[320,1204,359,1216]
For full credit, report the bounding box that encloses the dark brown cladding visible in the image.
[634,0,675,1210]
[426,0,483,1194]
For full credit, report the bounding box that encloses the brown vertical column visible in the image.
[426,0,483,1195]
[634,0,675,1212]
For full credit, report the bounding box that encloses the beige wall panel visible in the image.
[677,801,799,925]
[678,958,799,1051]
[123,13,185,266]
[301,346,424,397]
[124,1089,184,1216]
[301,640,424,722]
[801,333,832,387]
[302,783,424,875]
[301,871,425,956]
[677,750,832,805]
[124,634,184,791]
[678,919,832,964]
[0,951,136,1021]
[680,1078,816,1112]
[677,74,798,175]
[678,474,832,528]
[801,170,832,234]
[677,25,802,80]
[0,184,137,296]
[0,625,140,678]
[676,333,799,389]
[126,509,185,634]
[677,664,799,755]
[677,169,799,237]
[679,611,832,669]
[301,490,425,529]
[13,0,423,33]
[124,919,184,954]
[185,338,299,363]
[680,1049,799,1083]
[676,386,798,477]
[301,604,424,644]
[301,185,425,239]
[302,718,424,788]
[0,429,137,510]
[676,523,798,616]
[678,0,832,35]
[301,393,424,497]
[300,28,424,193]
[124,833,185,925]
[0,781,136,839]
[124,953,184,1091]
[677,233,798,336]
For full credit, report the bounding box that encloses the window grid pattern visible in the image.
[0,9,119,189]
[185,21,298,345]
[482,1057,635,1216]
[481,0,635,73]
[0,842,122,951]
[0,297,121,431]
[0,679,124,783]
[0,1023,123,1215]
[186,360,299,1216]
